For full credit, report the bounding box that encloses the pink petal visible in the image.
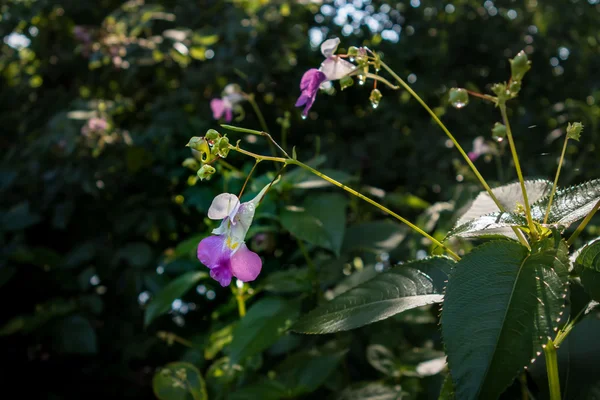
[468,151,479,161]
[210,98,226,120]
[197,235,227,269]
[230,244,262,282]
[225,108,233,122]
[210,266,233,287]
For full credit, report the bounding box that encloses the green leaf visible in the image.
[337,382,403,400]
[152,362,207,400]
[275,350,345,395]
[575,238,600,301]
[259,267,312,294]
[456,180,552,226]
[229,380,287,400]
[1,201,41,231]
[54,315,97,354]
[438,375,456,400]
[144,271,208,327]
[441,238,569,400]
[293,256,454,334]
[531,179,600,226]
[280,193,347,256]
[204,324,235,360]
[446,211,528,240]
[342,220,407,253]
[227,297,300,364]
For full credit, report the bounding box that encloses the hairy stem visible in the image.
[544,133,570,224]
[567,199,600,246]
[499,103,536,238]
[380,60,529,247]
[544,340,561,400]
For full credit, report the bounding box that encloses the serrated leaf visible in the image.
[293,256,454,334]
[227,297,300,364]
[447,211,528,239]
[456,180,552,226]
[531,179,600,226]
[575,238,600,302]
[441,238,569,400]
[144,271,208,327]
[280,193,347,256]
[152,362,207,400]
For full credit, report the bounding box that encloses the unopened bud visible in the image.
[197,164,216,181]
[186,136,211,162]
[340,76,354,90]
[216,136,230,158]
[510,50,531,82]
[205,129,220,141]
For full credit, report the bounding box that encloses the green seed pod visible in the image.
[510,50,531,82]
[197,164,216,181]
[369,88,382,109]
[340,76,354,90]
[205,129,220,141]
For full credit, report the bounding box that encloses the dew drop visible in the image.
[372,103,379,109]
[301,114,307,120]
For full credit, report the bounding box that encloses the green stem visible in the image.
[244,93,276,156]
[499,103,537,239]
[380,60,529,248]
[296,238,319,295]
[567,199,600,246]
[221,124,290,158]
[287,159,461,261]
[544,339,561,400]
[544,134,570,224]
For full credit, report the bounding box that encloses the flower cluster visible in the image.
[210,84,245,122]
[295,38,356,117]
[197,183,272,286]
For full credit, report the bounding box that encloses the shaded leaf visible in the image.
[54,315,97,354]
[153,362,207,400]
[144,271,208,327]
[293,256,454,334]
[441,238,569,400]
[1,201,41,231]
[227,297,300,364]
[275,350,345,395]
[456,180,552,226]
[575,238,600,301]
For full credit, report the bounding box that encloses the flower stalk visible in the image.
[543,132,570,224]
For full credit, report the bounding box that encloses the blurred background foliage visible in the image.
[1,0,600,398]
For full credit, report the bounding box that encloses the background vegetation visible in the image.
[1,0,599,398]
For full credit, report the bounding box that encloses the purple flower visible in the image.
[468,136,492,161]
[210,84,244,122]
[197,183,272,286]
[295,38,356,116]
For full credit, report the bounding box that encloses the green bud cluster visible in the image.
[185,129,233,182]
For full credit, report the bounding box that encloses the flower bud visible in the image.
[566,122,583,141]
[369,88,382,109]
[197,164,216,181]
[509,80,521,94]
[339,76,354,91]
[510,50,531,82]
[205,129,220,141]
[216,136,230,158]
[347,46,360,57]
[186,136,211,162]
[182,157,199,170]
[491,122,507,141]
[448,88,469,109]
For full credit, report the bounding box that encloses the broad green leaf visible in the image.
[293,256,454,334]
[259,267,312,294]
[342,220,407,253]
[172,234,207,259]
[280,193,347,256]
[1,201,41,231]
[531,179,600,226]
[337,382,403,400]
[441,238,569,400]
[275,350,345,395]
[575,238,600,301]
[446,211,528,239]
[227,297,300,364]
[144,271,208,327]
[456,180,552,226]
[54,315,97,354]
[152,362,207,400]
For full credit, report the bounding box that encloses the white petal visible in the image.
[229,203,256,245]
[208,193,240,220]
[211,219,229,236]
[319,81,333,90]
[320,37,340,58]
[319,57,356,81]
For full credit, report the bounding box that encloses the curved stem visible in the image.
[222,124,290,158]
[380,60,529,248]
[544,134,570,224]
[567,199,600,246]
[287,159,461,261]
[499,103,536,238]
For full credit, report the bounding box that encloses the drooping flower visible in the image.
[295,37,356,116]
[468,136,492,161]
[210,84,245,122]
[197,183,271,286]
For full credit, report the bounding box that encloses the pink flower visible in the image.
[81,117,108,136]
[197,183,272,286]
[295,37,356,116]
[210,84,244,122]
[468,136,492,161]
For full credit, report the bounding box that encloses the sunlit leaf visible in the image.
[446,211,528,239]
[531,179,600,226]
